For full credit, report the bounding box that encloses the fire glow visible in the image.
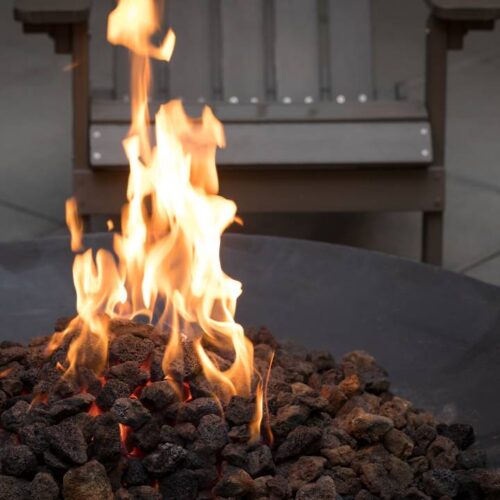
[51,0,266,442]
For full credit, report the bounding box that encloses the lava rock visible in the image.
[413,423,437,451]
[123,458,149,487]
[342,351,390,394]
[296,475,336,500]
[143,443,187,476]
[288,455,326,491]
[62,460,113,500]
[160,469,199,500]
[325,466,362,496]
[111,397,151,429]
[0,474,30,500]
[43,450,72,471]
[96,379,130,410]
[228,424,251,443]
[178,397,221,424]
[175,422,197,442]
[0,400,29,432]
[246,445,275,477]
[379,397,410,429]
[421,468,459,497]
[348,409,393,442]
[44,420,87,464]
[320,385,348,414]
[197,414,229,452]
[116,485,162,500]
[213,467,255,497]
[139,381,176,410]
[48,393,94,420]
[222,443,248,468]
[160,424,184,445]
[267,475,292,498]
[92,413,122,464]
[133,420,162,451]
[275,425,322,462]
[383,428,414,458]
[0,346,27,366]
[402,486,431,499]
[0,444,37,477]
[225,396,253,426]
[273,404,310,437]
[30,472,59,500]
[309,350,336,372]
[18,422,48,454]
[322,445,355,467]
[426,435,459,469]
[436,422,475,450]
[108,361,149,391]
[457,448,487,469]
[109,334,154,364]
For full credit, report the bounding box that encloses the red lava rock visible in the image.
[322,444,355,466]
[348,408,394,442]
[421,468,459,497]
[213,467,255,498]
[296,475,336,500]
[30,472,59,500]
[0,474,31,500]
[0,322,495,498]
[62,460,113,500]
[426,435,459,469]
[288,455,326,491]
[275,425,322,462]
[383,428,414,458]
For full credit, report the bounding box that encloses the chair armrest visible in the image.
[425,0,500,22]
[14,0,91,54]
[14,0,91,25]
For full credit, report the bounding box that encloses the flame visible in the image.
[29,392,48,409]
[65,198,83,252]
[62,0,260,437]
[0,368,12,379]
[107,219,115,231]
[249,350,275,445]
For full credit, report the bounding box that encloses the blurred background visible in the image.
[1,0,500,283]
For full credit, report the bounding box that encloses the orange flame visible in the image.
[65,198,83,252]
[0,368,12,379]
[62,0,260,439]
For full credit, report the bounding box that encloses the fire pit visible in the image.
[1,234,500,499]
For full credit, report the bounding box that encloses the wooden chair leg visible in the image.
[422,211,443,265]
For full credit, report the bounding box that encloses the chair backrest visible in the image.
[95,0,374,105]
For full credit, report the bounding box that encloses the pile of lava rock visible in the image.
[0,318,498,500]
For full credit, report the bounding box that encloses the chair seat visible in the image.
[90,100,433,168]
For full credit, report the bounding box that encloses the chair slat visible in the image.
[90,121,433,167]
[328,0,374,101]
[220,0,265,103]
[274,0,320,103]
[166,0,213,102]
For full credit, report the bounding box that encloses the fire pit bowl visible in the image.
[1,232,500,470]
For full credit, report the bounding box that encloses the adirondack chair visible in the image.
[13,0,500,265]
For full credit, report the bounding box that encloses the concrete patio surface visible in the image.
[0,0,500,284]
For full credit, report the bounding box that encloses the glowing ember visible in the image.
[56,0,261,441]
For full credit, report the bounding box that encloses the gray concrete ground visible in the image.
[1,0,500,284]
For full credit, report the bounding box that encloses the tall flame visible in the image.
[61,0,257,424]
